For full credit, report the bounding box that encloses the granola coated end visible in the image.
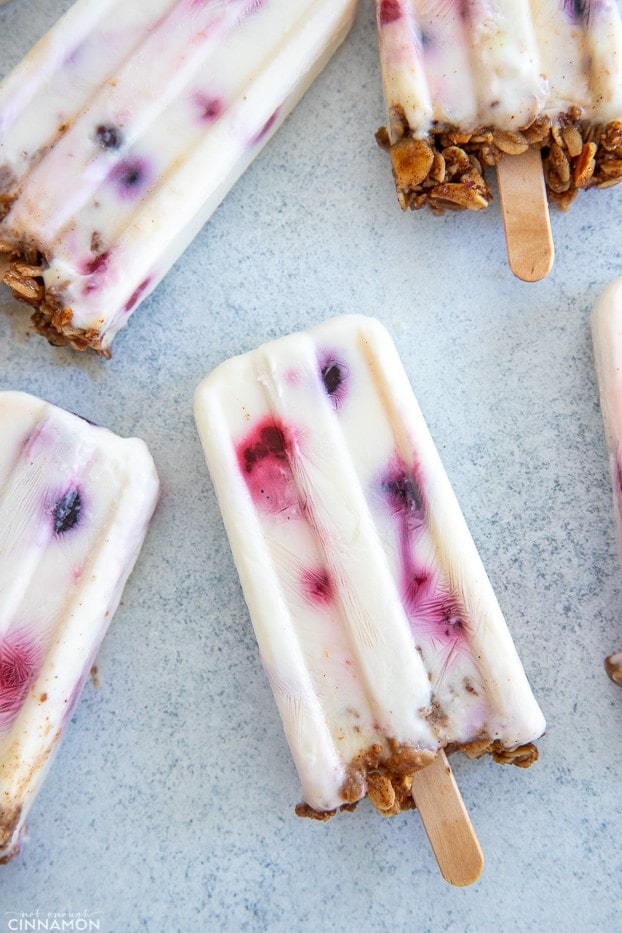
[377,111,622,214]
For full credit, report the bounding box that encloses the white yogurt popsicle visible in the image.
[375,0,622,213]
[0,392,159,862]
[0,0,357,354]
[592,278,622,687]
[194,316,545,818]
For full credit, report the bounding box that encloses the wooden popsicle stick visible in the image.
[410,749,484,887]
[497,147,554,283]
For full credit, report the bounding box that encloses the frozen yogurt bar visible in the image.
[0,391,159,861]
[374,0,622,214]
[0,0,357,354]
[194,316,545,821]
[592,278,622,686]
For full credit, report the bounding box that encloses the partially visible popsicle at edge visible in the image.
[0,392,159,862]
[591,278,622,687]
[194,316,545,819]
[0,0,357,355]
[374,0,622,213]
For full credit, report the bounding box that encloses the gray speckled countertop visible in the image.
[1,1,622,930]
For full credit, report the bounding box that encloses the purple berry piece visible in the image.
[109,157,151,200]
[95,124,123,150]
[382,468,424,521]
[53,489,81,534]
[82,250,110,276]
[563,0,592,23]
[319,354,348,409]
[321,362,342,395]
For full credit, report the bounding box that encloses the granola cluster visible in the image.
[376,107,622,214]
[0,238,108,355]
[295,736,539,820]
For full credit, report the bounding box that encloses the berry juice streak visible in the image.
[237,418,336,611]
[0,420,87,730]
[380,459,468,650]
[0,632,43,730]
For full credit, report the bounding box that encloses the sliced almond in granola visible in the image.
[551,122,565,148]
[429,150,446,183]
[3,269,44,304]
[428,181,489,211]
[595,176,622,189]
[597,157,622,178]
[492,129,529,155]
[390,137,434,193]
[549,142,571,184]
[573,141,597,187]
[367,772,396,814]
[13,261,43,278]
[561,123,584,158]
[546,170,571,194]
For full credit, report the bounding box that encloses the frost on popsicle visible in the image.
[0,0,357,354]
[374,0,622,213]
[0,392,159,862]
[194,316,545,819]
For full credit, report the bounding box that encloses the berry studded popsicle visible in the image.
[0,392,159,862]
[374,1,622,280]
[592,278,622,687]
[0,0,357,355]
[194,315,545,884]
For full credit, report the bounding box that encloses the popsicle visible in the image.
[194,315,545,881]
[374,1,622,280]
[0,0,357,355]
[591,278,622,687]
[0,391,159,862]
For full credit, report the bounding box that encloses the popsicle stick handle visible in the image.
[497,148,554,283]
[410,750,483,887]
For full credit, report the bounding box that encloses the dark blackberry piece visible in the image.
[95,124,123,150]
[53,489,81,534]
